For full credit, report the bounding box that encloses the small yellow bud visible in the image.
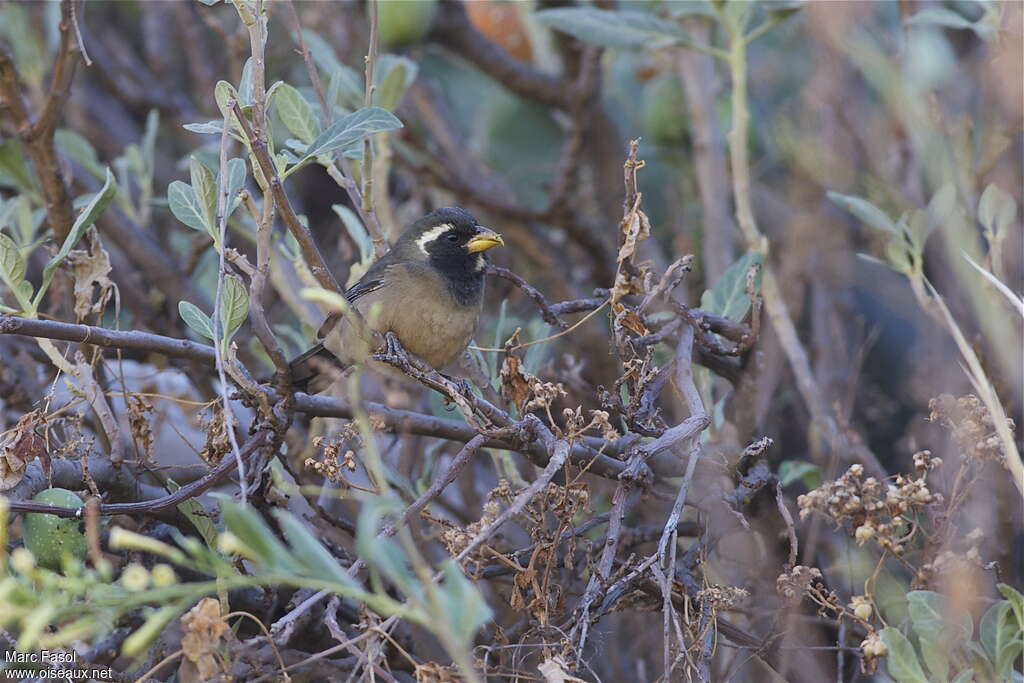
[120,563,150,592]
[10,548,35,574]
[150,563,177,587]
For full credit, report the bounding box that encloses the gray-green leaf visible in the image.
[219,274,249,339]
[436,560,493,645]
[981,600,1022,677]
[273,83,321,145]
[223,158,247,218]
[534,8,691,49]
[879,627,929,683]
[167,181,208,233]
[178,301,215,341]
[777,460,821,489]
[978,184,1017,239]
[700,251,763,322]
[0,139,35,192]
[375,54,418,110]
[828,191,899,236]
[55,129,105,180]
[301,107,403,164]
[38,167,117,302]
[190,156,217,233]
[0,233,26,287]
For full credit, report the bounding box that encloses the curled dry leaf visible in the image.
[180,597,231,682]
[0,411,48,491]
[617,196,650,265]
[67,229,114,321]
[500,353,533,413]
[612,302,649,336]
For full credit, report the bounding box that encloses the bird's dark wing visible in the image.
[287,342,342,393]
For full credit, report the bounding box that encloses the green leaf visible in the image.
[925,182,957,234]
[978,184,1017,239]
[301,107,403,164]
[906,589,978,680]
[700,251,763,322]
[0,138,35,191]
[304,30,364,108]
[219,274,249,339]
[272,510,360,590]
[190,156,217,233]
[908,590,973,641]
[55,129,105,180]
[223,157,247,218]
[273,83,321,145]
[167,479,218,548]
[332,204,373,262]
[375,54,418,111]
[436,560,493,645]
[907,7,977,32]
[178,301,215,341]
[141,109,159,177]
[828,191,899,236]
[183,121,225,135]
[38,167,117,301]
[998,584,1024,632]
[355,497,417,595]
[981,597,1024,678]
[167,181,208,233]
[237,57,254,107]
[950,669,974,683]
[0,232,27,287]
[219,500,302,573]
[214,80,241,123]
[777,460,821,489]
[534,8,691,49]
[879,627,929,683]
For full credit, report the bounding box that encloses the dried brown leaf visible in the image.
[180,597,230,682]
[67,230,113,320]
[500,353,532,413]
[0,412,48,490]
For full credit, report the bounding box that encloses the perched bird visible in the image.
[289,207,504,392]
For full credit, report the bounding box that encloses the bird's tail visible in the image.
[287,342,344,393]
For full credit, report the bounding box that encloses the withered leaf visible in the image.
[612,303,649,336]
[67,229,114,321]
[180,597,230,682]
[500,353,532,414]
[0,412,48,491]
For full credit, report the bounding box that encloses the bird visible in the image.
[288,207,504,392]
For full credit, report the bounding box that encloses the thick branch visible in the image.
[6,432,271,518]
[0,0,82,244]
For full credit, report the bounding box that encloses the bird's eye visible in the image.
[445,233,459,243]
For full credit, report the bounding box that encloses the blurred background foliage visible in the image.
[0,0,1022,681]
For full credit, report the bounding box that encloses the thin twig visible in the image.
[213,95,247,503]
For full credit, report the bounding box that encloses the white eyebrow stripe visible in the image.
[416,223,454,255]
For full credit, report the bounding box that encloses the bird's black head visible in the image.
[405,207,504,277]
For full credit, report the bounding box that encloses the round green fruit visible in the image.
[373,0,437,49]
[642,75,689,147]
[23,488,87,570]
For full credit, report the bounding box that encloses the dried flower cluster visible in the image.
[440,479,515,561]
[797,459,942,554]
[776,565,823,602]
[697,585,749,611]
[304,435,358,482]
[928,393,1013,464]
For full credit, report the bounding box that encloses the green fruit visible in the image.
[373,0,437,49]
[23,488,87,570]
[642,75,689,147]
